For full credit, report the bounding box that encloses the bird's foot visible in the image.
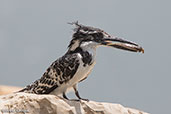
[70,98,89,102]
[79,98,89,101]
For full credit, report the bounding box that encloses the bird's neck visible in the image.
[67,46,97,66]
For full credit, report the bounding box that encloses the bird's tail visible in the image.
[17,88,28,92]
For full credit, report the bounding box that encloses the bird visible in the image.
[18,22,144,101]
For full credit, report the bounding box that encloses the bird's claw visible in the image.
[69,98,89,102]
[79,98,89,101]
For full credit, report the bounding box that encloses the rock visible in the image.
[0,93,149,114]
[0,85,22,95]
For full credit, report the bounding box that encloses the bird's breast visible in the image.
[67,53,96,85]
[49,53,96,96]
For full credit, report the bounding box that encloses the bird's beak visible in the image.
[102,37,144,53]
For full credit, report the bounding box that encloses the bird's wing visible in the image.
[19,54,80,94]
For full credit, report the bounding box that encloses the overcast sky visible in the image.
[0,0,171,114]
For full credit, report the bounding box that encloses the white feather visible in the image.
[50,41,98,96]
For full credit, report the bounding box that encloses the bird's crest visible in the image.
[68,21,103,35]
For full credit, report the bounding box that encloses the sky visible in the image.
[0,0,171,114]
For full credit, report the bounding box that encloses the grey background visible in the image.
[0,0,170,114]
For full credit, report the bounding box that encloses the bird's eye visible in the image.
[92,33,103,38]
[97,33,104,38]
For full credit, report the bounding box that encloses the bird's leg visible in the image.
[73,84,89,101]
[62,92,69,100]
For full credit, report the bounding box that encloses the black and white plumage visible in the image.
[19,22,144,100]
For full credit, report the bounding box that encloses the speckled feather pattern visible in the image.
[19,49,93,94]
[19,53,80,94]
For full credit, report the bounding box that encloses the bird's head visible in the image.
[68,22,144,53]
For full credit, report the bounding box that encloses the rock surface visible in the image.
[0,85,22,95]
[0,93,149,114]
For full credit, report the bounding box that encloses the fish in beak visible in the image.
[102,37,144,53]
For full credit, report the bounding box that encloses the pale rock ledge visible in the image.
[0,93,149,114]
[0,85,21,95]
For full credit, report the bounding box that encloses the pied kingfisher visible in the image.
[19,22,144,101]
